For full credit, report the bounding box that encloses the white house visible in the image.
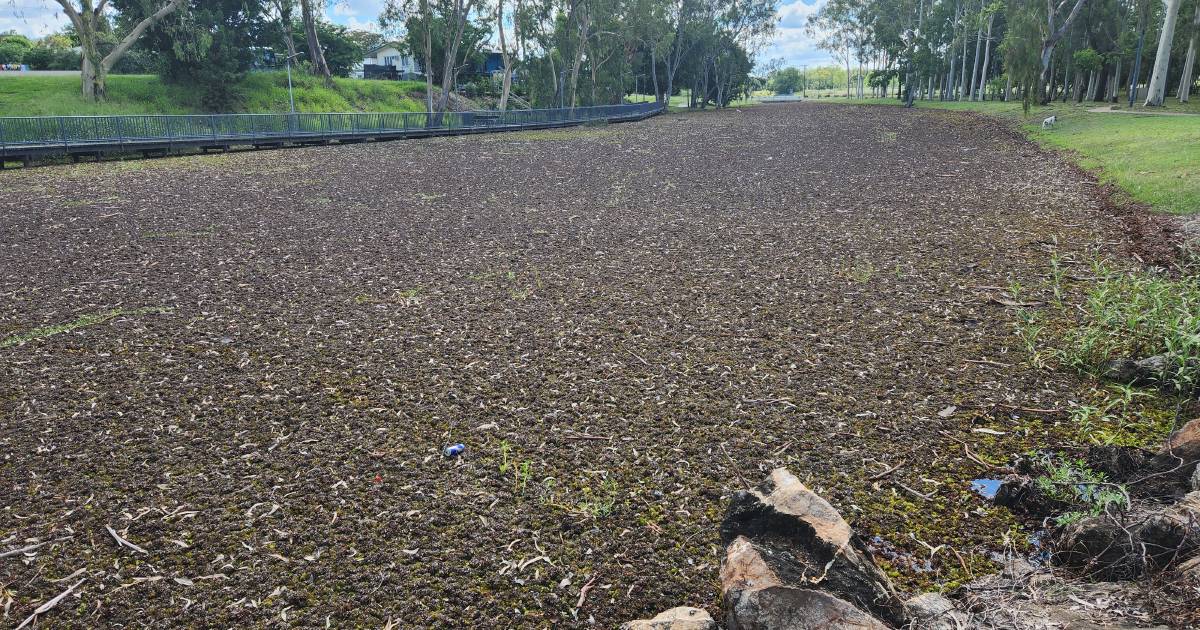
[362,43,422,79]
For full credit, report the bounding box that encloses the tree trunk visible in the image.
[497,0,514,111]
[969,0,984,100]
[1110,58,1122,101]
[1145,0,1183,105]
[958,27,969,99]
[438,0,472,113]
[650,47,660,103]
[568,5,589,108]
[299,0,331,86]
[422,0,433,113]
[1038,0,1090,103]
[1177,4,1199,102]
[1004,73,1012,101]
[976,11,994,100]
[57,0,186,102]
[276,0,298,63]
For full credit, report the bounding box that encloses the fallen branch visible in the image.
[15,577,85,630]
[106,525,148,555]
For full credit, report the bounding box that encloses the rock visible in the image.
[1192,464,1200,493]
[1144,418,1200,496]
[993,474,1067,516]
[1086,445,1153,483]
[1102,357,1141,383]
[620,607,717,630]
[1100,354,1175,387]
[1056,492,1200,579]
[1134,354,1171,382]
[1056,514,1143,580]
[904,593,969,630]
[1136,491,1200,567]
[726,585,887,630]
[1183,218,1200,253]
[720,468,907,626]
[1163,418,1200,459]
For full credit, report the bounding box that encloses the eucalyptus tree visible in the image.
[1144,0,1183,104]
[1180,1,1199,101]
[51,0,187,100]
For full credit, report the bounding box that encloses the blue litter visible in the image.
[971,478,1002,500]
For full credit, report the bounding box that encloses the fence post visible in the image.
[56,117,68,151]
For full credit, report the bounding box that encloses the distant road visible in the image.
[0,70,80,77]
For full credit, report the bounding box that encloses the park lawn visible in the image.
[0,72,426,116]
[815,96,1200,215]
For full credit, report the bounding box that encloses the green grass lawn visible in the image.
[813,96,1200,216]
[0,72,427,116]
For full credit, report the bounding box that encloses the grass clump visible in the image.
[0,306,171,348]
[1058,267,1200,393]
[0,72,426,116]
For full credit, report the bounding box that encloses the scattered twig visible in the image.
[895,482,934,501]
[575,575,597,610]
[867,461,905,481]
[0,539,65,559]
[720,443,750,490]
[105,525,148,555]
[15,577,85,630]
[563,434,611,441]
[964,359,1011,368]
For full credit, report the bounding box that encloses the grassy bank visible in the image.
[0,72,427,116]
[807,96,1200,215]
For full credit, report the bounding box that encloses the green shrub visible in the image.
[1059,266,1200,392]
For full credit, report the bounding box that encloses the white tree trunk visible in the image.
[496,0,514,111]
[968,0,984,100]
[1178,4,1199,102]
[1145,0,1183,105]
[976,12,994,100]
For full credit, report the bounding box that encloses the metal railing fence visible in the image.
[0,102,663,156]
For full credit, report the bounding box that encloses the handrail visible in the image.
[0,102,665,156]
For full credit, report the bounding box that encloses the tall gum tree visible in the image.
[1144,0,1182,104]
[1037,0,1090,103]
[54,0,186,100]
[1180,2,1199,101]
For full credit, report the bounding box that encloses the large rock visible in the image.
[904,593,969,630]
[720,468,908,626]
[726,585,888,630]
[620,607,718,630]
[1183,218,1200,255]
[1143,418,1200,497]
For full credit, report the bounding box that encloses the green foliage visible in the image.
[0,33,34,63]
[1028,452,1128,526]
[118,0,270,110]
[1058,267,1200,393]
[1071,48,1103,72]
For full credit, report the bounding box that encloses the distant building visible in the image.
[362,43,423,81]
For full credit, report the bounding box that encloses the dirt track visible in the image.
[0,103,1129,627]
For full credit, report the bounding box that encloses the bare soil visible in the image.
[0,103,1147,627]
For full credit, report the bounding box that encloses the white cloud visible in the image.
[760,0,836,68]
[1,1,67,37]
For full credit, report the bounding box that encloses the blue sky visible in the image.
[2,0,835,68]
